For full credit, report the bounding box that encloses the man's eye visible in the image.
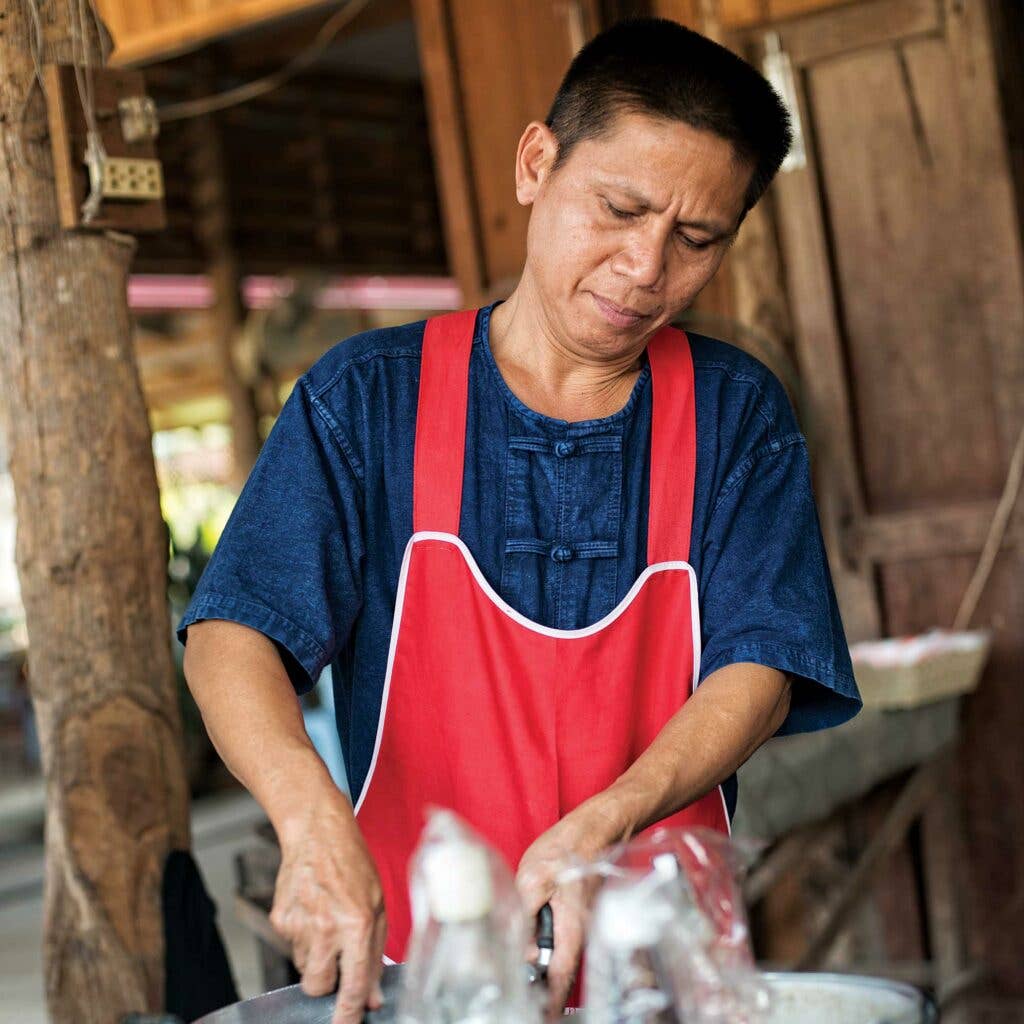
[677,232,712,250]
[605,200,635,219]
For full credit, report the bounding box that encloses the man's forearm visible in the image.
[182,619,354,838]
[574,662,791,850]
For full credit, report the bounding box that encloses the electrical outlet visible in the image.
[101,157,164,201]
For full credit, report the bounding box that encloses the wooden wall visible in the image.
[96,0,333,65]
[412,0,1024,1002]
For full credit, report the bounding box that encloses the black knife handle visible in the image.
[535,902,554,976]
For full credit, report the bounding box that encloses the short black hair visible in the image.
[545,18,792,215]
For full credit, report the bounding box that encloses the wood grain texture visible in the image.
[411,0,487,303]
[809,35,1008,512]
[767,61,882,642]
[0,3,191,1020]
[96,0,338,65]
[746,0,1024,992]
[186,60,263,487]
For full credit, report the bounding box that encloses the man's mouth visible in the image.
[590,293,653,328]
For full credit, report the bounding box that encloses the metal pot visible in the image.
[196,970,936,1024]
[760,972,937,1024]
[193,964,404,1024]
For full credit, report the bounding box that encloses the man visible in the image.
[180,18,860,1023]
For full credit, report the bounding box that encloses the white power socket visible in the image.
[101,157,164,201]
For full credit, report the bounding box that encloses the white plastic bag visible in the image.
[398,809,543,1024]
[581,827,770,1024]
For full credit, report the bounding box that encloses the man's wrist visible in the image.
[256,742,356,846]
[566,777,657,857]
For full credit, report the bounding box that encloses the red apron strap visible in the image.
[413,309,478,534]
[646,326,697,565]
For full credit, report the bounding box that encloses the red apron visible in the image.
[354,309,729,963]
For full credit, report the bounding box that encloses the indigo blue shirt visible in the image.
[178,303,860,815]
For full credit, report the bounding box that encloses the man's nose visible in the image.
[611,229,665,289]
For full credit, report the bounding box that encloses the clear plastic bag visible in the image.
[397,809,543,1024]
[580,827,770,1024]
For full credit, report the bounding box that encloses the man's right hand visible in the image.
[181,621,387,1024]
[270,806,388,1024]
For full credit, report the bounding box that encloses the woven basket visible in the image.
[852,633,991,710]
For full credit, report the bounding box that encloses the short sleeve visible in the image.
[698,429,861,736]
[176,377,365,695]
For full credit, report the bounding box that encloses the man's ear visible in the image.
[515,121,559,207]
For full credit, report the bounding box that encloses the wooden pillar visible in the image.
[185,62,262,489]
[0,4,191,1021]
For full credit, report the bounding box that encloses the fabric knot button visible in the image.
[551,544,574,563]
[554,440,576,458]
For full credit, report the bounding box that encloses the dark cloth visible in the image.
[163,849,239,1021]
[177,303,860,818]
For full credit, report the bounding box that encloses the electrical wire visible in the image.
[66,0,106,222]
[13,0,55,179]
[156,0,373,123]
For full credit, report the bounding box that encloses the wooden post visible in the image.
[186,60,263,489]
[0,4,191,1021]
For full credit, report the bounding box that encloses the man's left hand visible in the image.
[515,792,631,1016]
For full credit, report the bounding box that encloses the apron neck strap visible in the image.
[646,325,697,565]
[414,311,697,564]
[413,310,477,534]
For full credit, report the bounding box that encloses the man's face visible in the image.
[518,110,752,360]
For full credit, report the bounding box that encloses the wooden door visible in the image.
[411,0,602,304]
[730,0,1024,993]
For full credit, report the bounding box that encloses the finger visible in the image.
[515,864,553,916]
[289,932,310,975]
[546,903,585,1015]
[300,944,340,998]
[333,934,375,1024]
[366,912,388,1009]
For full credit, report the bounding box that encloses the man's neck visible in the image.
[488,280,645,422]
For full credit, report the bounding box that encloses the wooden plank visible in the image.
[942,0,1024,458]
[794,756,947,970]
[920,762,969,1004]
[733,0,940,64]
[849,501,1022,562]
[649,0,703,29]
[442,0,600,294]
[99,0,338,66]
[761,46,882,642]
[411,0,487,304]
[807,28,1010,512]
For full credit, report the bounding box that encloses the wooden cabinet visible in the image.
[412,0,601,304]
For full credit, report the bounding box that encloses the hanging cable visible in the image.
[13,0,55,179]
[156,0,373,123]
[66,0,106,223]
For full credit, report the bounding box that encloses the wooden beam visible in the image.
[795,754,949,970]
[848,501,1021,563]
[731,0,941,65]
[101,0,336,67]
[740,26,882,642]
[411,0,487,305]
[186,62,263,488]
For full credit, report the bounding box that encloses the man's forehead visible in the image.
[563,115,749,225]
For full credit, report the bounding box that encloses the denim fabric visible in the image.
[178,303,860,812]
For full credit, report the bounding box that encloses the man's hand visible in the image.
[183,622,389,1024]
[515,798,626,1016]
[270,805,387,1024]
[515,663,791,1015]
